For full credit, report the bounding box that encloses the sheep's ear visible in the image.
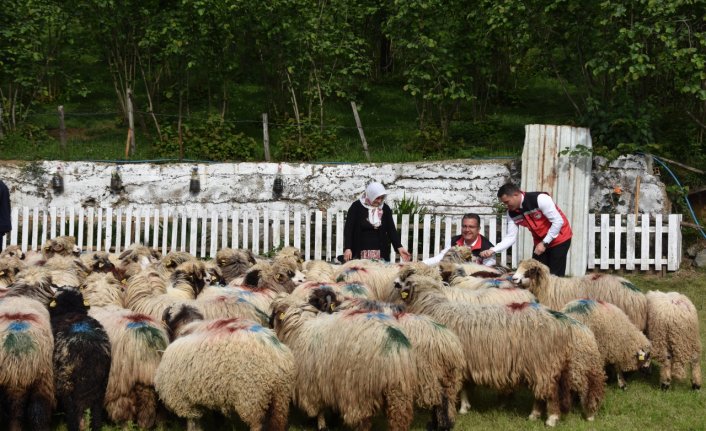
[161,306,172,324]
[118,250,131,260]
[150,249,162,260]
[246,250,257,264]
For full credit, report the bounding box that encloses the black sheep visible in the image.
[49,287,111,431]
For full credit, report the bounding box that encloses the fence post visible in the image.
[350,101,371,161]
[58,105,67,151]
[126,88,136,157]
[263,113,271,162]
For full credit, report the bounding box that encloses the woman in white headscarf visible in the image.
[343,182,411,262]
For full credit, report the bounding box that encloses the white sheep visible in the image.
[303,260,337,283]
[562,298,651,389]
[512,259,648,331]
[271,294,416,431]
[156,304,295,431]
[645,290,702,390]
[396,274,605,427]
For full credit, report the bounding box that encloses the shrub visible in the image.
[276,120,336,162]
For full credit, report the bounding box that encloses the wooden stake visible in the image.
[634,176,641,216]
[58,105,66,151]
[126,88,136,156]
[263,113,271,162]
[351,101,370,161]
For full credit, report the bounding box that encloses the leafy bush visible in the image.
[392,192,428,216]
[276,120,336,162]
[155,114,257,161]
[0,123,54,151]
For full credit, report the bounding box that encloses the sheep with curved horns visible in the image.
[394,266,536,306]
[0,295,56,431]
[396,274,605,427]
[271,294,416,431]
[215,248,257,283]
[49,288,111,431]
[645,290,702,390]
[41,235,81,259]
[156,304,295,431]
[89,305,169,428]
[562,299,651,389]
[512,259,648,331]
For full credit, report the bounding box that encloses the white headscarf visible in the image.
[360,182,386,227]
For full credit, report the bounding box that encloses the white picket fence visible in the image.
[1,207,682,271]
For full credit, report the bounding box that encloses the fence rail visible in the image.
[2,207,682,271]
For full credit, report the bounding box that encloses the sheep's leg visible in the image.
[317,413,328,431]
[89,399,105,431]
[660,355,673,390]
[691,356,702,390]
[528,399,544,421]
[385,389,414,431]
[432,393,455,431]
[63,402,82,431]
[545,396,561,427]
[186,418,204,431]
[261,390,291,431]
[7,391,27,431]
[616,366,627,390]
[458,389,471,414]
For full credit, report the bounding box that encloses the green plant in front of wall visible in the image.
[392,192,428,216]
[277,119,336,162]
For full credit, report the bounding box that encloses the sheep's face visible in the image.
[49,287,90,317]
[42,237,80,259]
[0,260,22,285]
[269,300,293,334]
[511,260,545,286]
[395,277,418,303]
[0,245,25,260]
[88,252,115,273]
[172,261,208,295]
[119,246,159,269]
[162,304,204,341]
[307,287,341,313]
[438,262,465,283]
[637,348,652,370]
[204,264,225,286]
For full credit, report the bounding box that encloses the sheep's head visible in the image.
[394,274,422,303]
[161,251,196,271]
[171,261,208,296]
[162,304,204,341]
[269,294,295,333]
[441,246,474,263]
[204,262,225,286]
[243,262,297,293]
[42,236,81,259]
[637,347,652,372]
[118,244,161,269]
[511,259,548,286]
[216,248,257,282]
[275,246,304,269]
[83,251,115,274]
[0,257,24,286]
[0,245,25,260]
[438,261,465,283]
[306,286,342,313]
[49,287,90,317]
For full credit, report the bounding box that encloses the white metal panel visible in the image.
[143,208,151,247]
[422,214,431,260]
[221,211,228,250]
[252,210,260,255]
[335,211,344,257]
[68,208,75,237]
[210,210,219,257]
[180,209,188,252]
[153,209,161,251]
[189,208,198,256]
[654,214,663,271]
[390,214,397,262]
[169,207,179,253]
[262,209,269,254]
[283,212,290,247]
[87,207,95,252]
[21,207,29,251]
[640,214,650,270]
[667,214,681,271]
[60,207,66,236]
[50,207,57,239]
[600,214,610,270]
[314,210,322,260]
[587,213,595,269]
[97,208,103,252]
[232,210,240,250]
[294,211,301,251]
[31,207,39,252]
[242,211,250,251]
[325,210,333,262]
[115,208,123,253]
[304,211,311,260]
[401,214,410,256]
[613,214,622,270]
[162,208,169,255]
[77,208,84,250]
[106,208,113,253]
[626,215,636,270]
[522,125,592,275]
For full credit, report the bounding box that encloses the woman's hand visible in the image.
[398,247,411,262]
[343,249,352,262]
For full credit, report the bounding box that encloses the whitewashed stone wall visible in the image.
[0,155,667,215]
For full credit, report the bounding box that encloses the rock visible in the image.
[694,250,706,268]
[686,243,703,258]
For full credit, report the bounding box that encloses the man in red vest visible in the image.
[480,183,572,276]
[423,213,496,266]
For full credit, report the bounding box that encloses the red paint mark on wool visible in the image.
[590,274,603,280]
[340,309,369,318]
[207,318,251,333]
[506,302,531,312]
[0,312,38,323]
[124,313,153,323]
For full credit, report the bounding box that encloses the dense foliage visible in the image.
[1,0,705,166]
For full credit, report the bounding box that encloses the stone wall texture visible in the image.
[0,155,668,215]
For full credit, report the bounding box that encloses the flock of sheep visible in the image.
[0,236,701,431]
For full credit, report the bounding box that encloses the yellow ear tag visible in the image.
[98,262,104,268]
[639,352,645,361]
[121,279,127,285]
[330,303,335,311]
[279,312,285,320]
[83,300,90,307]
[0,271,4,276]
[401,291,409,299]
[49,299,57,308]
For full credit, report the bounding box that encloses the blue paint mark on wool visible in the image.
[8,321,30,332]
[366,312,391,321]
[249,324,264,332]
[71,322,93,333]
[127,321,148,329]
[486,279,502,286]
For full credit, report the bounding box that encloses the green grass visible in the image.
[45,268,706,431]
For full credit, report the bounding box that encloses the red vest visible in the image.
[508,192,572,247]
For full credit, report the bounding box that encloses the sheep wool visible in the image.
[155,316,295,431]
[563,299,651,389]
[89,306,169,428]
[49,288,111,431]
[513,259,648,331]
[0,296,56,431]
[646,290,702,390]
[271,295,415,431]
